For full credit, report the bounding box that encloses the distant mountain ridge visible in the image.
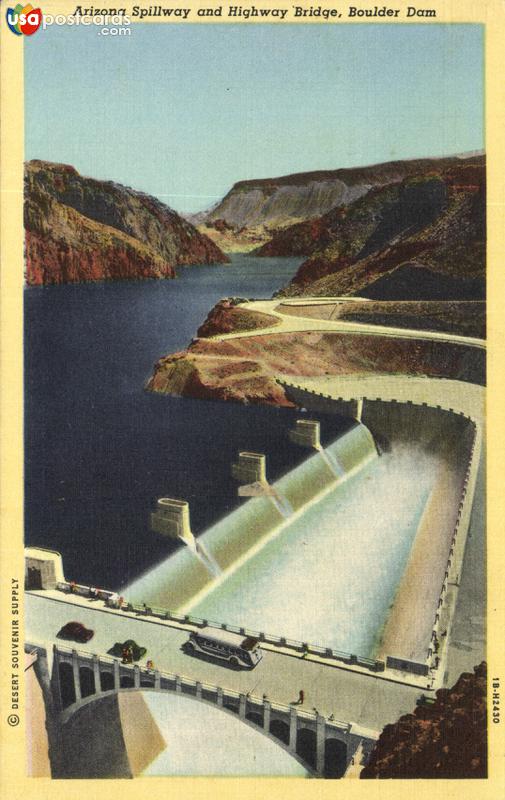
[200,153,484,232]
[25,161,228,286]
[264,157,486,300]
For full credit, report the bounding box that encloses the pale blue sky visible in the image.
[25,24,483,213]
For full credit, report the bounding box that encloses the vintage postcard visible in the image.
[1,1,504,798]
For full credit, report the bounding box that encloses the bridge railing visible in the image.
[52,645,352,731]
[55,582,114,603]
[53,582,385,674]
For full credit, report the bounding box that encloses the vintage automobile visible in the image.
[185,627,262,669]
[57,621,95,643]
[416,694,437,707]
[108,639,147,662]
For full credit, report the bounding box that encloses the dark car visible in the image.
[57,621,94,643]
[108,639,147,662]
[416,694,436,707]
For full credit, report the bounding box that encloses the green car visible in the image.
[416,694,436,707]
[109,639,147,662]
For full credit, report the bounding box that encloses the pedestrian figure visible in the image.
[146,659,154,670]
[121,647,129,664]
[298,689,304,705]
[69,581,76,594]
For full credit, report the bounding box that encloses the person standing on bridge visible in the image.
[298,689,304,705]
[122,645,133,664]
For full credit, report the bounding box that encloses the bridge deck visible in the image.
[26,592,422,733]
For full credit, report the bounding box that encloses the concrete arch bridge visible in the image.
[30,643,375,779]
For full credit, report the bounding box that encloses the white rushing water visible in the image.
[126,425,442,658]
[188,443,440,657]
[125,425,377,609]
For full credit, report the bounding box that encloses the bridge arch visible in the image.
[79,665,95,699]
[58,661,76,708]
[296,726,317,770]
[100,671,114,692]
[324,737,347,778]
[49,646,370,778]
[60,685,318,776]
[269,718,290,745]
[245,710,263,727]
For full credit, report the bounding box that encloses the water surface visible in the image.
[25,255,350,588]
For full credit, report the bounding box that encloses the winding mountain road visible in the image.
[196,297,485,350]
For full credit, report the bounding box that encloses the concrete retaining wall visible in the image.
[280,383,482,679]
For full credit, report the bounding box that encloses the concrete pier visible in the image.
[151,498,195,549]
[289,419,321,450]
[232,452,267,485]
[25,547,65,590]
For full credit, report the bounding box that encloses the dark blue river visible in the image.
[25,255,352,590]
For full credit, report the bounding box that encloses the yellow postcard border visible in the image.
[1,2,504,798]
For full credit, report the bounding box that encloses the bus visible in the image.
[185,627,263,668]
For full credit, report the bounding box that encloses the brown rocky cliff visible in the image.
[256,217,332,258]
[197,299,279,337]
[147,329,485,407]
[25,160,228,285]
[25,195,177,285]
[361,662,487,779]
[278,161,485,300]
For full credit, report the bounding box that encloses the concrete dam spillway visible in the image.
[125,423,377,610]
[125,402,477,661]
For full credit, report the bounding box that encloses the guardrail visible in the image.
[53,582,385,674]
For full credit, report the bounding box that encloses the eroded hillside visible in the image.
[25,161,228,285]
